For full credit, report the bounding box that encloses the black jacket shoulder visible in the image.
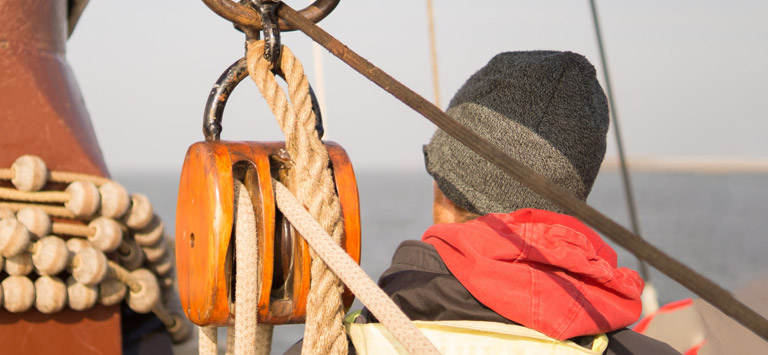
[360,240,679,355]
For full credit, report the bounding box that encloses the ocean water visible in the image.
[114,169,768,353]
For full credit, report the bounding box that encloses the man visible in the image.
[353,51,679,354]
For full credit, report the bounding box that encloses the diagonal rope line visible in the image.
[246,40,347,355]
[233,179,263,355]
[199,326,218,355]
[273,4,768,342]
[273,180,440,354]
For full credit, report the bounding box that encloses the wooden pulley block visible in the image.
[175,141,361,326]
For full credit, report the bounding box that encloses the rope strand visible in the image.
[0,169,13,180]
[199,326,218,355]
[275,3,768,341]
[246,40,347,355]
[0,187,69,204]
[51,222,95,237]
[233,179,262,355]
[274,180,440,354]
[0,201,75,219]
[588,0,657,315]
[107,260,142,292]
[49,171,110,186]
[425,0,441,107]
[0,169,111,186]
[106,260,181,337]
[0,156,189,343]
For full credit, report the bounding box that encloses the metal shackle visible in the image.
[202,57,324,142]
[202,0,340,32]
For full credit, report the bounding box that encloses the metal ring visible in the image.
[203,57,324,141]
[252,0,282,69]
[202,0,339,32]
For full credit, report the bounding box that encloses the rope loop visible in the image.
[246,39,348,355]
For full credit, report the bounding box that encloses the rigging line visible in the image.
[588,1,651,282]
[274,3,768,341]
[425,0,441,107]
[313,42,328,118]
[310,0,328,129]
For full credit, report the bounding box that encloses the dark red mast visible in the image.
[0,1,120,353]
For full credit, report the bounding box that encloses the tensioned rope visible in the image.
[267,3,768,341]
[232,179,272,355]
[246,39,347,354]
[199,179,270,355]
[199,326,218,355]
[273,180,440,354]
[204,177,443,354]
[425,0,441,107]
[587,0,658,316]
[194,39,439,354]
[197,0,768,343]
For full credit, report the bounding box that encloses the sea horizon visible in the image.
[111,168,768,354]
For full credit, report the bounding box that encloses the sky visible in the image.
[66,0,768,174]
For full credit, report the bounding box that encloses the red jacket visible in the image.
[423,208,644,340]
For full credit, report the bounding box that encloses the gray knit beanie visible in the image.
[424,51,609,215]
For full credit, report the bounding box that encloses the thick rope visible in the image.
[256,325,273,354]
[199,326,218,355]
[274,180,440,354]
[226,325,236,355]
[276,4,768,342]
[233,179,263,355]
[247,40,347,354]
[209,181,276,355]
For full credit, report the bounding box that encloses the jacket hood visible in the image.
[422,208,644,340]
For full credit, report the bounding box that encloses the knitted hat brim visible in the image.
[425,102,587,215]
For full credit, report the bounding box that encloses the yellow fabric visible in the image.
[345,312,608,355]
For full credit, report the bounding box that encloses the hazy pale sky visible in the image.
[66,0,768,173]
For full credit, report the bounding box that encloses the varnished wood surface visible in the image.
[327,142,362,308]
[175,141,361,326]
[239,143,276,324]
[175,142,235,325]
